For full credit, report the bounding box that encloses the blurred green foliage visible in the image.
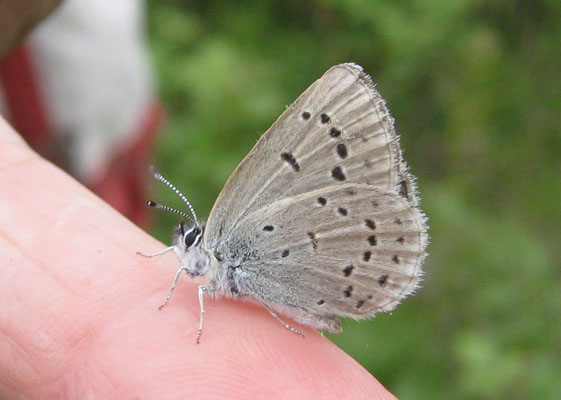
[145,1,561,398]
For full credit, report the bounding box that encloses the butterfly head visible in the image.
[174,219,204,252]
[146,167,212,276]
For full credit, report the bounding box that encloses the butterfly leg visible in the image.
[136,246,175,258]
[196,285,216,344]
[255,297,305,337]
[159,265,190,309]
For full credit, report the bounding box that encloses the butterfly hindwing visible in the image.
[212,184,426,328]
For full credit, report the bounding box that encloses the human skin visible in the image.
[0,117,397,399]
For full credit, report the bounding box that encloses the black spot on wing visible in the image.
[281,152,300,172]
[330,127,341,138]
[343,265,354,277]
[365,219,376,230]
[378,274,389,286]
[336,143,348,159]
[331,167,346,181]
[307,232,318,250]
[399,180,409,198]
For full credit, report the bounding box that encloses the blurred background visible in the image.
[2,0,560,398]
[146,1,560,398]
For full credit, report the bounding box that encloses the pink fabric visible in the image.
[0,45,53,152]
[92,102,164,228]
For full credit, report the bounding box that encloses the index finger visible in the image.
[0,116,396,399]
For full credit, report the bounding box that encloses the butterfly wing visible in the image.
[203,63,428,329]
[205,63,417,249]
[219,183,427,327]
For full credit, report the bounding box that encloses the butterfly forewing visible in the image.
[205,63,410,249]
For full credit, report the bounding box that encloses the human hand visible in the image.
[0,116,396,399]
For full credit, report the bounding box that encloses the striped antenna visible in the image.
[146,200,192,221]
[149,166,198,224]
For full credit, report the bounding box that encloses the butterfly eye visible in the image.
[183,226,202,249]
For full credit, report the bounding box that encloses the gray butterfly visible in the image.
[142,63,428,342]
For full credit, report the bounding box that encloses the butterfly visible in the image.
[141,63,428,342]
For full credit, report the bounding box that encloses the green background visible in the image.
[145,1,561,398]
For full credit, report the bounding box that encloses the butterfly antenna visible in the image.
[146,200,192,221]
[149,166,199,224]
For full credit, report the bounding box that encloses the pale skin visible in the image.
[0,118,399,399]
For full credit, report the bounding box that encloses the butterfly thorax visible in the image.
[202,239,251,298]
